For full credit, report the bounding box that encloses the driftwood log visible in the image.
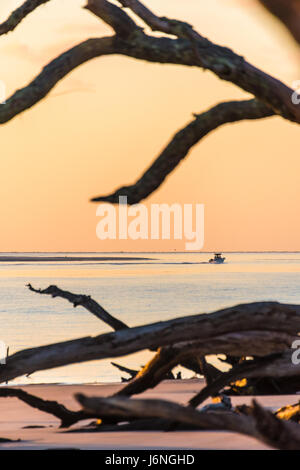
[1,0,300,449]
[2,289,300,384]
[0,388,93,428]
[0,285,300,448]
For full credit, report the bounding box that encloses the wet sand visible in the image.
[0,379,295,450]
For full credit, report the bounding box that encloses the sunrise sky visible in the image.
[0,0,299,252]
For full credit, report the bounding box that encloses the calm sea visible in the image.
[1,252,300,384]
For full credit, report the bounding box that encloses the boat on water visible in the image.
[209,253,225,264]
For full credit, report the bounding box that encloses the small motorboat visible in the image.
[209,253,225,264]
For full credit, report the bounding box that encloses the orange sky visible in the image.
[0,0,299,252]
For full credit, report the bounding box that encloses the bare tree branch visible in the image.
[258,0,300,46]
[75,393,300,449]
[85,0,140,38]
[0,0,50,36]
[0,3,299,125]
[112,2,299,123]
[26,284,205,381]
[111,361,138,379]
[250,399,300,450]
[115,340,296,399]
[0,36,116,124]
[27,283,128,331]
[117,0,207,43]
[275,402,300,422]
[75,393,258,436]
[114,346,182,396]
[188,354,282,408]
[91,99,274,204]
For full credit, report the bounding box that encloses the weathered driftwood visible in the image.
[28,284,300,392]
[114,340,299,399]
[0,388,94,428]
[111,361,175,382]
[67,417,198,432]
[1,292,300,446]
[1,301,299,384]
[28,283,204,380]
[189,354,283,407]
[250,400,300,450]
[75,394,300,450]
[29,284,282,392]
[0,437,21,444]
[75,393,257,436]
[0,0,50,36]
[0,1,297,126]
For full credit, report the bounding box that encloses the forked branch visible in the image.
[75,394,300,449]
[91,99,274,204]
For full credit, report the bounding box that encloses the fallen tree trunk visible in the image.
[27,286,300,397]
[75,394,300,450]
[75,393,258,436]
[0,330,296,385]
[189,354,282,407]
[1,301,299,384]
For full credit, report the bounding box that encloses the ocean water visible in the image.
[1,252,300,385]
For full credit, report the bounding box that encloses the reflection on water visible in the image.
[1,252,300,384]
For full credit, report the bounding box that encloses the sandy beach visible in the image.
[0,379,296,450]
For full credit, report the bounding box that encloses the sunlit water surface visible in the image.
[1,252,300,384]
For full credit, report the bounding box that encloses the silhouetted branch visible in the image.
[0,301,298,385]
[189,354,282,408]
[0,0,50,36]
[75,393,300,449]
[85,0,140,38]
[0,36,115,124]
[117,0,207,44]
[27,284,206,382]
[111,361,138,379]
[27,283,128,331]
[0,387,93,428]
[0,1,299,125]
[114,346,182,396]
[91,99,274,204]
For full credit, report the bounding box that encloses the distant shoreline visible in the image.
[0,256,152,262]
